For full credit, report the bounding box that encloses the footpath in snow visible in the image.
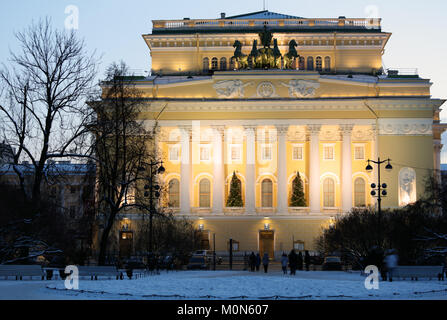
[32,270,447,300]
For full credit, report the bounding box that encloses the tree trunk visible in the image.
[97,210,117,266]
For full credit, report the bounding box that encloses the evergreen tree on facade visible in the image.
[290,172,306,207]
[226,171,243,207]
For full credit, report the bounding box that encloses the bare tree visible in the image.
[90,61,159,265]
[0,18,98,211]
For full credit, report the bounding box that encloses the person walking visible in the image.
[297,251,303,271]
[249,252,256,272]
[281,253,288,275]
[384,250,398,282]
[255,253,261,272]
[262,252,269,273]
[288,249,298,275]
[304,250,311,271]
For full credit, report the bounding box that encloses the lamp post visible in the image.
[365,157,392,246]
[139,161,165,254]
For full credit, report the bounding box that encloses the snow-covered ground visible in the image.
[1,270,447,300]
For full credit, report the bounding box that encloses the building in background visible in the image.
[100,10,447,259]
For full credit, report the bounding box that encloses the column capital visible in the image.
[275,124,289,136]
[243,125,257,132]
[338,124,355,136]
[178,125,192,136]
[434,139,443,151]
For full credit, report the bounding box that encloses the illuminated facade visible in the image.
[108,11,447,258]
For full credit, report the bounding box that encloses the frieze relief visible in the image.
[281,80,320,98]
[378,119,432,136]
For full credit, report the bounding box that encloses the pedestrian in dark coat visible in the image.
[297,251,303,271]
[288,249,298,275]
[281,253,288,275]
[255,253,261,271]
[262,253,269,273]
[249,252,256,272]
[304,250,311,271]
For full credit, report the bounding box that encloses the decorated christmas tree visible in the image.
[290,172,306,207]
[226,171,243,207]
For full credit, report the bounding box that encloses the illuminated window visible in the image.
[323,178,335,207]
[261,179,273,208]
[354,178,366,207]
[169,145,180,161]
[307,56,314,71]
[298,56,305,70]
[202,57,209,72]
[199,178,211,207]
[323,145,334,160]
[168,179,180,208]
[231,145,241,161]
[354,145,365,160]
[292,145,303,160]
[200,145,210,161]
[316,56,322,71]
[261,145,272,161]
[324,56,331,72]
[220,57,227,70]
[211,57,218,70]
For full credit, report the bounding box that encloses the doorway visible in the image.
[259,230,274,260]
[119,231,133,258]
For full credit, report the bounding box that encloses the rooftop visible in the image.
[150,10,382,35]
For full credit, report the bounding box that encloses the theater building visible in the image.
[109,11,446,258]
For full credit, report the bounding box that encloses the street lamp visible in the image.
[139,161,165,254]
[365,157,392,247]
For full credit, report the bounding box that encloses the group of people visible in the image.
[281,250,311,275]
[246,250,311,274]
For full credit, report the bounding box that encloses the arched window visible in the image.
[211,57,218,70]
[220,57,227,70]
[261,179,273,208]
[316,56,322,71]
[298,56,305,70]
[323,178,335,207]
[324,56,331,72]
[168,179,180,208]
[307,56,314,71]
[202,57,209,72]
[199,178,211,207]
[354,178,366,207]
[230,57,236,70]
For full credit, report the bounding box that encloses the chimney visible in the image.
[221,12,226,19]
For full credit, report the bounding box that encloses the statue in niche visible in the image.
[399,167,416,206]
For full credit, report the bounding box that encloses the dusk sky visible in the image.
[1,0,446,161]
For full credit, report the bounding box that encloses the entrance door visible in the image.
[259,231,274,260]
[119,231,133,258]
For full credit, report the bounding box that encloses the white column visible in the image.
[244,125,256,214]
[276,125,289,214]
[307,124,321,213]
[179,125,191,214]
[434,140,443,183]
[212,125,225,213]
[340,124,354,213]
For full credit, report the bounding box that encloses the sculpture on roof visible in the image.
[284,40,299,69]
[232,26,299,70]
[232,40,249,69]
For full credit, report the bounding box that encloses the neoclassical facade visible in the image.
[107,11,446,259]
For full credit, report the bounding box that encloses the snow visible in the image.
[2,270,446,300]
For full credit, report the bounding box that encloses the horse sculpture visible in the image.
[272,39,282,69]
[232,40,248,69]
[284,40,299,69]
[249,40,260,68]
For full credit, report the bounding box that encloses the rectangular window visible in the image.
[169,145,180,161]
[230,145,241,161]
[354,145,365,160]
[200,145,210,161]
[261,145,272,161]
[323,145,334,160]
[292,145,303,160]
